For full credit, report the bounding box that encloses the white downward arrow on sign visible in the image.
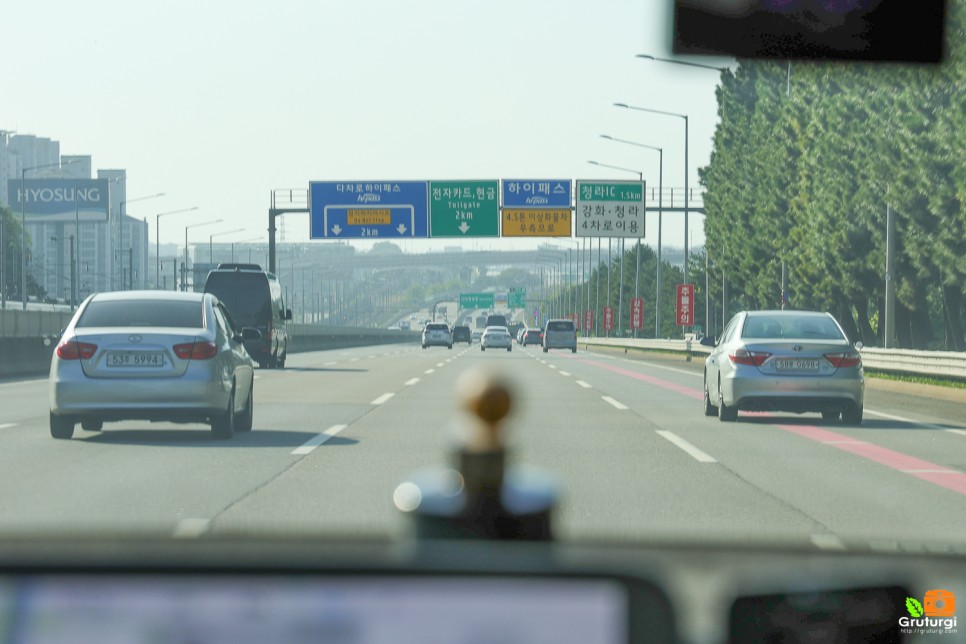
[331,225,342,235]
[458,222,470,234]
[396,223,408,235]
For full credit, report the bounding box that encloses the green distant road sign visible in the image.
[460,292,495,309]
[508,288,526,309]
[430,180,499,237]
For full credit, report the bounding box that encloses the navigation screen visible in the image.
[0,575,627,644]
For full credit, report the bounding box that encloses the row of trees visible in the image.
[700,4,965,349]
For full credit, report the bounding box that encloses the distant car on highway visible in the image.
[471,330,482,343]
[422,323,452,349]
[48,291,260,440]
[542,319,577,353]
[481,326,512,352]
[522,328,543,346]
[485,313,508,328]
[702,310,864,424]
[451,324,472,344]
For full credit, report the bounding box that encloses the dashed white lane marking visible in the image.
[436,362,445,367]
[576,381,592,389]
[559,371,571,377]
[810,534,847,551]
[425,369,435,374]
[655,431,717,463]
[404,378,420,386]
[601,396,628,410]
[371,393,394,405]
[172,518,210,539]
[548,365,558,370]
[291,424,348,455]
[0,423,15,430]
[323,361,337,366]
[865,408,964,433]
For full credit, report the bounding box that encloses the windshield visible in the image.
[2,1,965,559]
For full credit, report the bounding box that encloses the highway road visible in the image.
[1,343,965,552]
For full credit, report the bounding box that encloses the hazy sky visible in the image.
[4,0,729,252]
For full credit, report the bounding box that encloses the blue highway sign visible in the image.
[310,181,429,239]
[502,179,572,208]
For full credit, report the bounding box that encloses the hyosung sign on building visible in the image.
[7,178,110,222]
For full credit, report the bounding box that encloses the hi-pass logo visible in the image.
[901,589,958,635]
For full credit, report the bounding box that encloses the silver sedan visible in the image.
[49,291,260,440]
[481,326,513,352]
[702,310,864,424]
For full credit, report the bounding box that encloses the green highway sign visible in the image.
[430,180,500,237]
[460,292,495,309]
[508,288,526,309]
[576,180,646,238]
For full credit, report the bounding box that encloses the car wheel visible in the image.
[822,411,841,421]
[703,378,717,417]
[448,345,452,349]
[507,347,512,352]
[50,413,75,440]
[211,388,235,439]
[277,353,286,368]
[422,345,427,349]
[842,404,863,425]
[543,346,548,353]
[481,346,485,351]
[236,383,254,432]
[717,384,737,422]
[81,420,103,431]
[571,347,576,353]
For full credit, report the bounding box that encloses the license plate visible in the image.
[107,351,165,367]
[775,358,818,372]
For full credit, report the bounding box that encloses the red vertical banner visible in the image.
[676,284,695,326]
[603,306,614,331]
[630,297,644,330]
[584,309,594,333]
[571,312,580,331]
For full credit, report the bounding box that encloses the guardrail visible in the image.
[577,337,966,380]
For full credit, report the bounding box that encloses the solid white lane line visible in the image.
[323,361,337,366]
[655,431,717,463]
[901,469,960,474]
[291,424,348,455]
[404,378,420,386]
[172,518,210,539]
[559,371,571,377]
[618,358,703,379]
[811,534,847,551]
[371,393,394,405]
[601,396,628,410]
[425,369,435,374]
[865,407,963,433]
[0,423,15,430]
[946,429,966,438]
[576,380,592,389]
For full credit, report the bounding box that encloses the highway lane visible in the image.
[0,343,963,554]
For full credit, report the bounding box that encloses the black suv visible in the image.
[451,325,472,344]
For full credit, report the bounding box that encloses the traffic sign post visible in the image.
[460,292,495,309]
[575,180,645,238]
[676,284,695,326]
[429,180,499,237]
[630,297,645,330]
[309,181,428,239]
[508,288,526,309]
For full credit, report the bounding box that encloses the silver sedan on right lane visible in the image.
[702,310,864,424]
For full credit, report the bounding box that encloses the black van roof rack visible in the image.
[215,263,263,271]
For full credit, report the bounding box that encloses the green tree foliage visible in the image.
[700,4,965,349]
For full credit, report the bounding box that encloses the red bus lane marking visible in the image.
[576,356,966,497]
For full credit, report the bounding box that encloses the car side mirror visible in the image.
[699,336,717,347]
[854,341,864,350]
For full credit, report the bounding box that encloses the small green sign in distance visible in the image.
[460,293,495,309]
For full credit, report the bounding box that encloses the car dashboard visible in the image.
[0,536,959,643]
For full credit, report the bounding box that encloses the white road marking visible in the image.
[601,396,628,410]
[350,358,360,362]
[291,424,348,455]
[901,469,960,474]
[617,358,703,379]
[865,407,963,433]
[404,378,420,386]
[559,371,571,377]
[425,369,435,374]
[656,431,717,463]
[172,518,210,539]
[371,393,394,405]
[548,365,558,370]
[324,361,337,366]
[946,429,966,438]
[0,423,15,430]
[810,534,847,551]
[576,380,592,389]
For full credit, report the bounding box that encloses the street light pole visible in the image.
[208,228,246,267]
[184,219,223,291]
[599,135,664,338]
[155,207,198,290]
[118,192,164,290]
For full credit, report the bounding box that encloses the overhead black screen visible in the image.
[672,0,946,62]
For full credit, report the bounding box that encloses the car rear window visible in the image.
[546,321,575,332]
[204,272,271,321]
[76,300,204,328]
[425,324,449,331]
[742,316,844,340]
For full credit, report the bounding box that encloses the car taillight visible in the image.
[173,341,218,360]
[824,352,862,368]
[729,349,771,366]
[56,340,97,360]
